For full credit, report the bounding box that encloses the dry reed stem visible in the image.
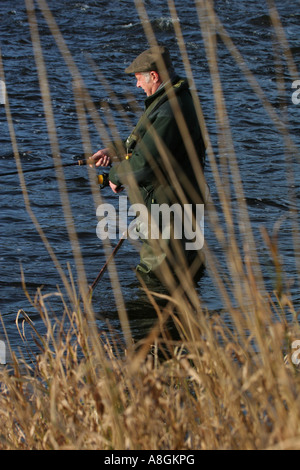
[0,0,299,451]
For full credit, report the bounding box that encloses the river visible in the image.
[0,0,299,359]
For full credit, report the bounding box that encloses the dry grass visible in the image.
[0,286,300,450]
[0,0,299,450]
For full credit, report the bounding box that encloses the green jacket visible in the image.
[109,76,206,209]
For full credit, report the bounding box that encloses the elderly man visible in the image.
[91,46,206,281]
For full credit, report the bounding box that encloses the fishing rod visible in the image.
[89,223,136,295]
[89,230,127,294]
[0,157,90,178]
[0,157,110,191]
[0,153,132,178]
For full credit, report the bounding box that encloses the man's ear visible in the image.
[150,71,160,82]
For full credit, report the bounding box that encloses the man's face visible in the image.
[135,72,160,97]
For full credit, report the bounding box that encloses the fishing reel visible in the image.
[97,152,131,189]
[97,172,109,189]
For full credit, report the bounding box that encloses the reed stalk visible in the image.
[0,0,299,450]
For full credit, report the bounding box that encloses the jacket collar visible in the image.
[144,74,185,108]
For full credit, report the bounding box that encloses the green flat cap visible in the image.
[125,46,172,74]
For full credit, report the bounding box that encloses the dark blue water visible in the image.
[0,0,299,357]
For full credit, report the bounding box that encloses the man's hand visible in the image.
[90,148,124,193]
[109,181,124,194]
[89,148,111,167]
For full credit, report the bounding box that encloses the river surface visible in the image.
[0,0,299,359]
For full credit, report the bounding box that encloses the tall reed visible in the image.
[0,0,299,450]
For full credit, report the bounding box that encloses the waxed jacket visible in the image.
[109,75,206,209]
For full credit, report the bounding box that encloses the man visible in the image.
[91,46,206,282]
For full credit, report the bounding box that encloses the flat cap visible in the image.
[125,46,172,74]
